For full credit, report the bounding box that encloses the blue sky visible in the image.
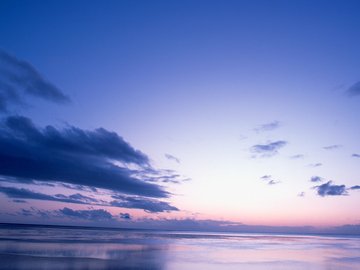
[0,0,360,232]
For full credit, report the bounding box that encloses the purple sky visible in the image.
[0,0,360,233]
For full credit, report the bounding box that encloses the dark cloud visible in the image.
[352,154,360,158]
[165,153,180,163]
[350,185,360,190]
[254,121,281,132]
[323,145,342,150]
[314,181,347,196]
[120,213,131,220]
[59,207,113,221]
[0,186,98,205]
[0,184,180,212]
[0,115,169,198]
[251,140,287,157]
[260,175,271,180]
[0,50,70,111]
[111,194,179,213]
[310,176,323,183]
[347,81,360,97]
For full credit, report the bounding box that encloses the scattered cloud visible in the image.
[165,153,180,163]
[0,51,186,216]
[254,121,281,133]
[350,185,360,190]
[314,181,347,196]
[323,145,342,150]
[268,180,280,185]
[59,207,113,221]
[347,81,360,97]
[310,176,323,183]
[0,115,170,198]
[309,163,322,167]
[119,213,131,219]
[352,154,360,158]
[0,50,70,112]
[298,192,305,197]
[260,175,271,180]
[18,207,52,218]
[10,206,360,235]
[0,184,180,213]
[260,175,280,185]
[110,194,178,213]
[251,140,287,157]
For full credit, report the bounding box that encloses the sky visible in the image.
[0,0,360,233]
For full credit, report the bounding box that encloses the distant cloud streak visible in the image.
[290,154,304,159]
[59,207,113,221]
[309,163,322,167]
[111,194,178,213]
[0,50,70,112]
[347,81,360,97]
[323,145,342,150]
[251,140,287,157]
[0,186,98,205]
[165,153,180,163]
[254,121,281,133]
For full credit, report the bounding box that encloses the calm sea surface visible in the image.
[0,224,359,270]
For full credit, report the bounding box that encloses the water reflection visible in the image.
[0,224,359,270]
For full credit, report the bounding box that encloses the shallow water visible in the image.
[0,224,359,270]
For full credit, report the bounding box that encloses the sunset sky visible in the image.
[0,0,360,232]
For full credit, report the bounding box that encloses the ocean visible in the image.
[0,224,359,270]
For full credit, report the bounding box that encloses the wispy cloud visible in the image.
[165,153,180,163]
[260,175,271,180]
[260,175,280,185]
[110,194,178,213]
[323,145,342,150]
[254,121,281,133]
[290,154,304,159]
[310,176,323,183]
[251,140,287,157]
[298,192,305,197]
[0,186,98,205]
[347,81,360,97]
[352,154,360,158]
[0,50,70,111]
[268,180,280,185]
[309,163,322,167]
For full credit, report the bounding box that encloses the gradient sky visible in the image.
[0,0,360,231]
